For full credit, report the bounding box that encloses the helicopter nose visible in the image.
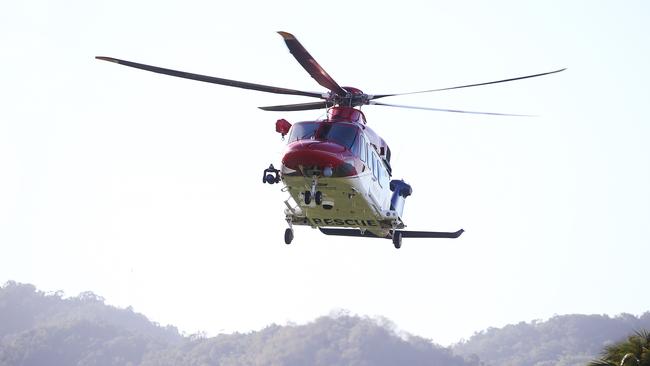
[282,142,343,169]
[282,141,356,177]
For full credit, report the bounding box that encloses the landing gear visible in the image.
[392,231,402,249]
[305,174,322,205]
[284,228,294,245]
[304,190,324,205]
[301,174,323,206]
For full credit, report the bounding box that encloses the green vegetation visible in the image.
[588,330,650,366]
[0,281,475,366]
[0,281,182,366]
[2,281,648,366]
[453,313,650,366]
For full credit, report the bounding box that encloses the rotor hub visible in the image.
[329,86,369,107]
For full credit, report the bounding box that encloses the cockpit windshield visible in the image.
[288,122,359,151]
[288,122,320,143]
[315,123,358,150]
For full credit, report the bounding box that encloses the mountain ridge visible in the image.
[1,281,648,366]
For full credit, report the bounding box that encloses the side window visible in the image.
[371,151,378,180]
[359,135,366,163]
[365,143,369,165]
[377,160,383,186]
[380,162,390,188]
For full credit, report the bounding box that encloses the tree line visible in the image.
[1,281,647,366]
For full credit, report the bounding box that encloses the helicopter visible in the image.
[96,31,564,249]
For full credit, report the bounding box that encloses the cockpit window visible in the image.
[288,122,319,143]
[288,122,360,152]
[315,123,359,150]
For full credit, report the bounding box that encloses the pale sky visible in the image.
[1,0,649,345]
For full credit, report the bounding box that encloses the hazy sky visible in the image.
[1,0,649,345]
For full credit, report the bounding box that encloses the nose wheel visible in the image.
[303,190,323,205]
[303,191,323,205]
[303,174,323,206]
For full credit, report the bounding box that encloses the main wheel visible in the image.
[304,191,311,205]
[314,191,323,205]
[284,228,294,245]
[392,231,402,249]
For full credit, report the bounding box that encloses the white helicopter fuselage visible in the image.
[279,119,407,238]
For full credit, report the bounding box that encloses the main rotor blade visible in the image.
[95,56,324,99]
[277,32,348,97]
[258,101,329,112]
[369,101,532,117]
[372,68,566,99]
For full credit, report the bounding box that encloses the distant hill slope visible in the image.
[0,281,182,344]
[140,317,474,366]
[453,312,650,366]
[4,281,648,366]
[0,281,183,366]
[0,282,475,366]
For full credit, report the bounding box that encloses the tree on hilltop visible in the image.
[588,330,650,366]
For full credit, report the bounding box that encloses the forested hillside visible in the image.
[0,281,183,366]
[2,281,648,366]
[0,282,475,366]
[453,312,650,366]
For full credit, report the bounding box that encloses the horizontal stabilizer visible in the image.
[400,229,464,238]
[319,228,384,238]
[318,228,464,239]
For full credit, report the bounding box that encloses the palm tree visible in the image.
[588,330,650,366]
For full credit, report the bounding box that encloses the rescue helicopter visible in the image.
[96,31,564,248]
